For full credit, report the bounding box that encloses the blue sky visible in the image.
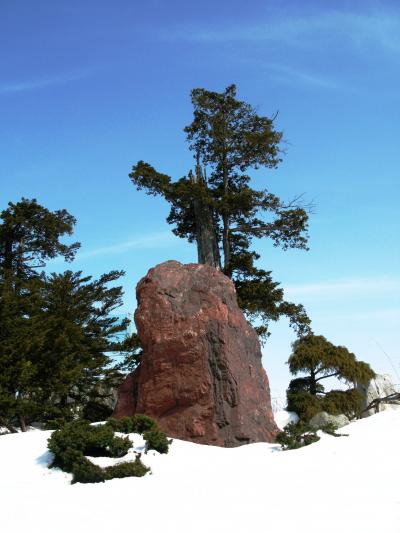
[1,0,399,399]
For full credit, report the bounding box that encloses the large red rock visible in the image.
[114,261,279,447]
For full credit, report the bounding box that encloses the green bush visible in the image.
[70,455,150,484]
[47,416,172,483]
[286,382,363,423]
[71,456,106,484]
[48,420,132,460]
[321,388,362,419]
[82,401,114,423]
[143,429,171,454]
[131,414,157,433]
[104,456,150,479]
[106,414,157,434]
[107,435,133,458]
[276,421,320,450]
[286,390,321,422]
[47,419,150,484]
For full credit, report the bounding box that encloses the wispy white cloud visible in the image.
[0,69,92,95]
[164,10,400,53]
[285,277,400,299]
[75,231,179,260]
[317,307,400,322]
[267,63,344,91]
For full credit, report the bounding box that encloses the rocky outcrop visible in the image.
[114,261,279,447]
[309,412,350,430]
[358,374,400,418]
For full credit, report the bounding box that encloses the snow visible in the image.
[274,409,299,429]
[1,411,399,533]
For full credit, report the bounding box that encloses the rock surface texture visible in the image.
[114,261,279,447]
[309,411,350,430]
[358,374,400,417]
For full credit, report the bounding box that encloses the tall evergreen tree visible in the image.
[0,199,132,430]
[0,198,79,283]
[0,270,130,430]
[0,198,81,429]
[130,84,311,338]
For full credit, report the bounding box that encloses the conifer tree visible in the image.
[0,197,79,283]
[0,199,132,430]
[130,84,311,338]
[286,334,375,421]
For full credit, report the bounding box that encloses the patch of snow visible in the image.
[274,409,299,429]
[1,411,399,533]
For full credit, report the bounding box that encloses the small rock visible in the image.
[309,411,350,430]
[358,374,400,418]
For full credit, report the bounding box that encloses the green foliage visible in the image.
[81,401,114,423]
[288,334,375,387]
[276,421,320,450]
[286,334,375,422]
[107,414,157,434]
[129,85,312,340]
[105,456,150,480]
[70,456,106,484]
[143,429,171,454]
[48,420,132,462]
[0,198,133,430]
[132,414,158,433]
[286,389,321,422]
[47,419,150,484]
[321,389,363,418]
[0,269,129,429]
[106,415,171,454]
[0,197,79,280]
[113,332,143,374]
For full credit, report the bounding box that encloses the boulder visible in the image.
[309,411,350,430]
[358,374,400,418]
[113,261,279,447]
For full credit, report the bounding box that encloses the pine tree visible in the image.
[24,270,128,426]
[129,85,311,338]
[0,199,132,430]
[0,198,79,282]
[286,334,375,421]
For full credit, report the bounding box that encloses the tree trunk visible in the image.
[19,415,27,432]
[222,214,230,274]
[221,149,231,275]
[310,369,317,395]
[191,159,221,269]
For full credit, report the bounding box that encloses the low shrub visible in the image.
[48,420,132,461]
[106,414,157,434]
[286,386,362,423]
[48,415,171,483]
[108,435,134,458]
[286,390,321,422]
[321,389,362,419]
[47,419,150,484]
[276,421,320,450]
[104,456,150,480]
[82,401,114,423]
[71,456,106,484]
[131,414,157,433]
[143,429,171,454]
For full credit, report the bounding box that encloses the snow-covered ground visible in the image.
[1,411,399,533]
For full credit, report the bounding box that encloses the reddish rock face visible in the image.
[114,261,279,447]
